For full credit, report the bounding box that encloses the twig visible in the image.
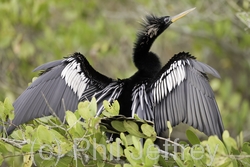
[1,138,27,148]
[156,136,185,150]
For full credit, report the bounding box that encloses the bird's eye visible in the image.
[164,17,170,23]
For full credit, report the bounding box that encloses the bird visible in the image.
[6,8,224,138]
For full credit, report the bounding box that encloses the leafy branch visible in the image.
[0,97,250,167]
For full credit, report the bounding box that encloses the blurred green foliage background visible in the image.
[0,0,249,139]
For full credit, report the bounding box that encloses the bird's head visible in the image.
[133,8,195,73]
[142,8,196,39]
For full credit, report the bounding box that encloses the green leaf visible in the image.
[174,156,186,167]
[93,132,103,143]
[65,111,82,136]
[102,100,120,116]
[4,97,14,112]
[115,164,122,167]
[123,120,145,138]
[66,110,78,128]
[132,136,141,151]
[101,110,113,117]
[222,130,237,153]
[0,98,14,121]
[22,143,41,152]
[201,136,229,166]
[239,151,250,166]
[100,125,118,134]
[78,101,92,120]
[124,148,136,166]
[120,132,128,147]
[25,126,35,139]
[143,138,159,167]
[5,142,15,153]
[126,134,134,146]
[141,124,156,139]
[56,157,74,167]
[158,155,169,167]
[133,114,141,120]
[236,131,244,148]
[107,142,124,157]
[23,154,33,167]
[94,143,109,160]
[36,125,53,143]
[242,142,250,154]
[10,129,23,140]
[53,140,72,155]
[39,159,56,167]
[186,129,200,145]
[182,147,194,163]
[103,100,113,113]
[87,142,103,160]
[191,145,206,166]
[89,97,97,116]
[97,161,105,167]
[167,121,172,137]
[124,146,142,165]
[112,100,120,115]
[72,158,85,167]
[111,120,127,132]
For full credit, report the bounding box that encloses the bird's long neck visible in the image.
[133,33,156,63]
[133,32,161,77]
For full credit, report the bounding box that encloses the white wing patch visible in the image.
[61,59,89,99]
[131,85,146,117]
[131,84,153,120]
[152,60,187,103]
[95,82,123,116]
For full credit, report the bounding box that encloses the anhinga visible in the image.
[7,8,224,138]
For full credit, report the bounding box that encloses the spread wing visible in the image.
[132,52,224,138]
[7,52,123,133]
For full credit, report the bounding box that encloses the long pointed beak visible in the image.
[171,8,196,23]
